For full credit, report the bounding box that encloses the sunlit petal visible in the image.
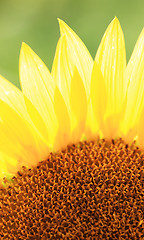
[54,87,71,150]
[0,74,31,121]
[0,152,17,181]
[70,68,87,142]
[20,42,58,147]
[0,74,49,152]
[122,29,144,139]
[52,35,88,143]
[52,19,93,99]
[137,107,144,148]
[0,100,49,174]
[52,35,72,107]
[95,17,126,138]
[91,62,107,132]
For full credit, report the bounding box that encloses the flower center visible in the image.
[0,139,143,239]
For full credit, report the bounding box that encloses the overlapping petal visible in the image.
[0,152,17,180]
[51,29,88,142]
[70,68,87,142]
[20,43,58,148]
[91,62,107,132]
[0,99,49,180]
[0,74,49,145]
[95,17,127,138]
[53,87,71,150]
[52,19,93,99]
[0,74,51,181]
[0,74,32,120]
[122,29,144,141]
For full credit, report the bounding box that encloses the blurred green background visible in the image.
[0,0,143,88]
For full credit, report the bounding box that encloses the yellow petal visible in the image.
[0,100,48,172]
[0,152,17,180]
[95,17,126,138]
[137,107,144,148]
[52,35,86,129]
[52,37,88,143]
[85,101,99,140]
[95,17,126,115]
[0,74,30,121]
[0,154,8,181]
[54,87,71,150]
[122,29,144,137]
[91,61,107,129]
[52,19,93,99]
[86,62,105,139]
[0,74,49,159]
[52,35,72,107]
[70,68,87,142]
[20,42,58,147]
[23,96,49,144]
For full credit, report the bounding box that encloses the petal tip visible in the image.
[57,18,62,24]
[21,42,28,51]
[110,16,121,29]
[58,19,69,36]
[140,28,144,38]
[20,42,31,59]
[113,16,119,23]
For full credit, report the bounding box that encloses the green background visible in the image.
[0,0,143,88]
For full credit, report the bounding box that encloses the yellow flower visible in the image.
[0,16,144,182]
[0,17,144,239]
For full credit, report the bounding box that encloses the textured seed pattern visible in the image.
[0,139,144,239]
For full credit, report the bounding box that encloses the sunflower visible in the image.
[0,17,144,239]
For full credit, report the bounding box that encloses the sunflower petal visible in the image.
[23,96,49,144]
[0,100,48,172]
[95,17,126,138]
[54,87,71,150]
[52,19,93,99]
[70,68,87,142]
[122,29,144,136]
[95,17,126,115]
[52,35,72,107]
[91,61,107,128]
[0,152,17,180]
[20,42,58,147]
[137,107,144,148]
[0,74,30,120]
[0,154,8,181]
[0,74,49,162]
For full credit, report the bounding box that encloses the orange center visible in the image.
[0,139,143,239]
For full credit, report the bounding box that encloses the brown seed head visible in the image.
[0,139,144,239]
